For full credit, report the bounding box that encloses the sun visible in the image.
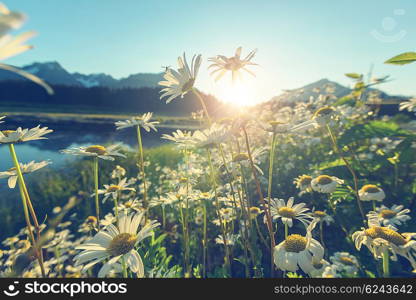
[213,81,256,107]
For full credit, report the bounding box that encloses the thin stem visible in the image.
[202,199,208,278]
[136,126,148,212]
[8,144,46,277]
[326,124,365,223]
[93,157,100,230]
[207,148,231,276]
[192,88,211,125]
[382,248,390,277]
[122,256,128,278]
[284,223,288,239]
[242,126,276,276]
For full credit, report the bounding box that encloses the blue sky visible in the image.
[5,0,416,104]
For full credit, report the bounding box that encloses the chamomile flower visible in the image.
[74,212,159,278]
[311,209,334,226]
[111,165,126,179]
[208,47,257,82]
[191,124,228,148]
[289,106,337,132]
[95,178,136,203]
[399,98,416,114]
[0,126,53,144]
[309,258,331,278]
[293,175,313,193]
[115,112,159,132]
[367,205,411,229]
[159,52,202,103]
[358,184,385,202]
[330,252,359,275]
[0,160,50,188]
[61,144,126,161]
[311,175,344,193]
[117,199,144,213]
[268,197,312,227]
[215,233,239,246]
[352,219,416,271]
[273,220,324,274]
[161,129,195,149]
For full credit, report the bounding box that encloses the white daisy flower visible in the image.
[61,144,126,161]
[309,258,331,278]
[115,112,159,132]
[0,160,50,188]
[0,4,53,94]
[311,209,334,226]
[352,219,416,271]
[159,52,202,103]
[369,137,401,154]
[330,252,359,275]
[111,165,126,179]
[321,264,342,278]
[191,124,228,148]
[358,184,385,202]
[399,98,416,113]
[293,175,313,193]
[74,212,160,278]
[311,175,344,193]
[289,106,337,132]
[268,197,312,228]
[117,199,144,213]
[95,178,136,203]
[208,47,257,82]
[0,126,53,144]
[215,233,239,246]
[273,220,324,274]
[161,129,194,149]
[367,205,411,230]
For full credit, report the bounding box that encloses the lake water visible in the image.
[0,117,176,171]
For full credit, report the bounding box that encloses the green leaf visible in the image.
[345,73,363,79]
[385,52,416,65]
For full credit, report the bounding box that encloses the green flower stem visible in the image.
[207,149,231,276]
[113,191,120,220]
[284,223,288,239]
[382,248,390,277]
[121,256,128,278]
[267,132,277,208]
[202,199,208,278]
[178,202,190,276]
[242,126,276,277]
[319,221,326,250]
[192,88,211,125]
[8,144,46,277]
[93,157,100,230]
[136,125,148,213]
[326,124,365,223]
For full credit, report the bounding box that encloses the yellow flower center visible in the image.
[339,256,355,266]
[85,145,107,155]
[316,175,333,185]
[232,153,249,162]
[179,177,188,183]
[313,260,324,269]
[107,233,137,256]
[124,201,133,208]
[298,175,312,186]
[380,209,397,219]
[200,192,211,199]
[284,234,307,253]
[364,226,407,246]
[1,130,15,136]
[269,120,285,126]
[313,210,327,218]
[362,184,380,193]
[249,207,261,218]
[278,207,296,218]
[313,106,335,119]
[86,216,97,225]
[107,185,121,192]
[182,78,195,93]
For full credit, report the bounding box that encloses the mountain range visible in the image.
[0,61,164,89]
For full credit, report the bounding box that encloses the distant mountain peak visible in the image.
[0,61,163,89]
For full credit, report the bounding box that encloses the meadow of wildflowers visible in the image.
[0,3,416,279]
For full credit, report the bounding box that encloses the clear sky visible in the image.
[5,0,416,104]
